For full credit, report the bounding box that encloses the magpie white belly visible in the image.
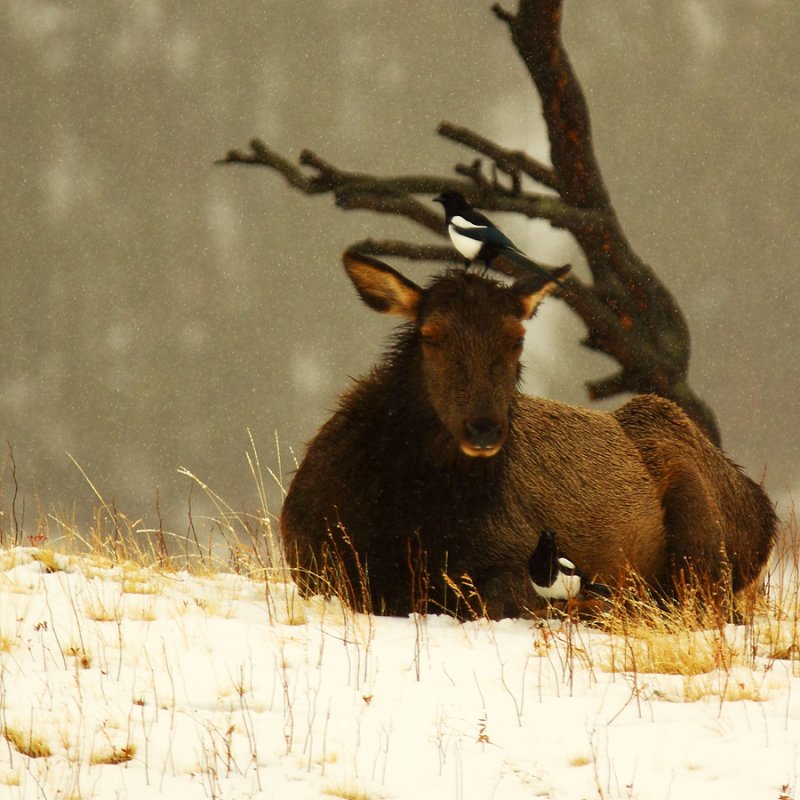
[448,224,483,260]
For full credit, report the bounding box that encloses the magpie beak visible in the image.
[434,191,564,288]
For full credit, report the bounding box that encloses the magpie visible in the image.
[433,190,563,286]
[528,529,611,602]
[528,529,582,601]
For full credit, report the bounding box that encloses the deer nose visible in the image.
[464,418,503,451]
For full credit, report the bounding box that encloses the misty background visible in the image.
[3,1,798,540]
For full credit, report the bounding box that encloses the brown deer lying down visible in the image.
[280,251,777,618]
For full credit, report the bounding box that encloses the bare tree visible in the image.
[219,0,721,446]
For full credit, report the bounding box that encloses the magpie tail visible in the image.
[491,249,566,289]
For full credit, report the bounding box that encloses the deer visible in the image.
[279,250,777,619]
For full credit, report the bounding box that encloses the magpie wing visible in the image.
[451,223,564,287]
[450,222,519,251]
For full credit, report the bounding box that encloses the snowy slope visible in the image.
[0,548,798,800]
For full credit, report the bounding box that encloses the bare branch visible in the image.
[491,3,517,24]
[349,239,460,263]
[335,192,444,235]
[218,139,600,236]
[586,371,632,401]
[454,158,494,191]
[438,121,559,191]
[217,139,318,191]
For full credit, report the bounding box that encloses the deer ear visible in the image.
[343,251,422,320]
[511,265,571,319]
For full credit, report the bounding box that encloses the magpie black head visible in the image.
[528,528,585,601]
[433,190,471,219]
[528,528,562,588]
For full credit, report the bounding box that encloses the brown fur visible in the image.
[280,253,777,618]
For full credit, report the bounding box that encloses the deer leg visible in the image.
[660,464,729,595]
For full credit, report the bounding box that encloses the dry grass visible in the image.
[3,726,53,759]
[0,768,20,787]
[324,784,375,800]
[598,587,737,678]
[0,434,282,588]
[89,743,136,765]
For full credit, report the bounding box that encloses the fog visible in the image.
[2,1,798,537]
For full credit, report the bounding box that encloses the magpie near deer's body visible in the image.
[280,252,777,618]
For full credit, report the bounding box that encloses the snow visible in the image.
[0,548,798,799]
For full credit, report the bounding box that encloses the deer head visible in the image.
[343,251,567,457]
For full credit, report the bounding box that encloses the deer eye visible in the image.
[420,327,440,348]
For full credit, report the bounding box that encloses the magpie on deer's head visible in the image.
[433,191,566,288]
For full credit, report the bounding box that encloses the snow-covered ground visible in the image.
[1,548,799,800]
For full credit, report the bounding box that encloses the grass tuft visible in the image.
[89,743,136,765]
[0,768,20,786]
[3,725,52,759]
[324,784,375,800]
[29,547,63,573]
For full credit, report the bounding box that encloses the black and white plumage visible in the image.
[528,529,583,601]
[433,190,562,286]
[528,529,612,603]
